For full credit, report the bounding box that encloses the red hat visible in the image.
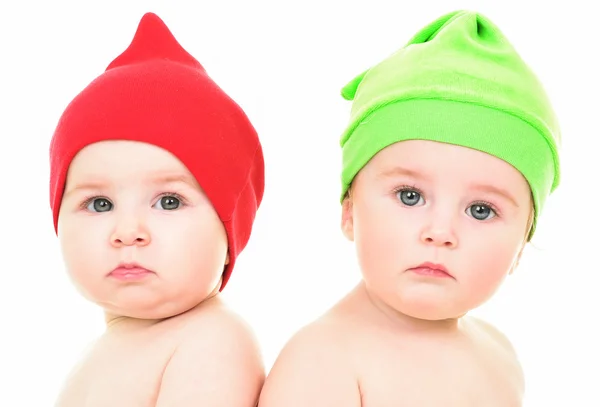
[49,12,264,290]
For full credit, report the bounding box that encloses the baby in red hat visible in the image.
[50,12,265,406]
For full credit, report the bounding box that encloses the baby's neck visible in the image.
[104,314,164,331]
[357,281,463,334]
[104,290,222,332]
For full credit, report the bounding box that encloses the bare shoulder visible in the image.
[184,295,262,345]
[258,316,362,407]
[467,316,518,356]
[467,316,526,394]
[155,297,264,407]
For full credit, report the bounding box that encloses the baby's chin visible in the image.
[396,304,467,322]
[95,290,216,322]
[376,286,472,322]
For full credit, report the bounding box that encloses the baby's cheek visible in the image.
[468,249,513,298]
[60,228,105,281]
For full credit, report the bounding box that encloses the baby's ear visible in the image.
[341,197,354,241]
[509,245,526,275]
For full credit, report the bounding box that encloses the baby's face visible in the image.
[342,139,532,320]
[57,140,228,320]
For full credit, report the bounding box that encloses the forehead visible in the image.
[363,140,530,193]
[65,140,198,187]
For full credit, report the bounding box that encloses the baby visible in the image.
[50,13,265,406]
[259,10,560,407]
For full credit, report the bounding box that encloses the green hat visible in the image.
[339,10,560,237]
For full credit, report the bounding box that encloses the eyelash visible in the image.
[470,199,501,217]
[391,185,502,217]
[156,192,187,206]
[79,192,188,210]
[392,184,423,197]
[79,195,105,210]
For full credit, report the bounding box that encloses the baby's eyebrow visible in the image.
[63,180,109,197]
[63,173,198,197]
[471,184,520,208]
[377,166,429,181]
[148,173,198,188]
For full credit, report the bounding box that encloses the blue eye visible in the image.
[396,189,424,206]
[467,204,496,221]
[86,198,113,212]
[153,195,182,210]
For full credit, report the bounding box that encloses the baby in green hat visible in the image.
[259,10,560,406]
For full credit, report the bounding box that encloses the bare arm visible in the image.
[155,314,265,407]
[258,325,362,407]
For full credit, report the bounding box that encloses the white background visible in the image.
[1,1,598,405]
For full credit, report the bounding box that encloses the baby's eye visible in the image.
[467,204,496,221]
[396,189,424,206]
[153,195,181,211]
[86,198,113,213]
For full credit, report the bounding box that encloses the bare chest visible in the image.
[55,335,175,407]
[357,336,524,407]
